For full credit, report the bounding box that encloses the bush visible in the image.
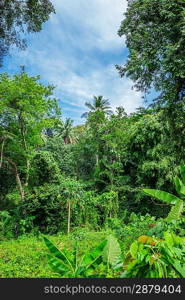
[21,184,64,234]
[29,151,61,186]
[115,213,156,253]
[122,232,185,278]
[0,211,14,240]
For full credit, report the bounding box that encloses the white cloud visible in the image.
[5,0,143,125]
[51,0,127,50]
[38,58,142,115]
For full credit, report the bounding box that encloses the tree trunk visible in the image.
[18,112,30,186]
[15,171,25,201]
[0,138,5,169]
[67,200,71,234]
[4,157,25,201]
[95,154,99,166]
[25,158,30,186]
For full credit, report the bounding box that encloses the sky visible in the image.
[2,0,145,125]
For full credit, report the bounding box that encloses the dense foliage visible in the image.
[0,0,55,66]
[0,0,185,279]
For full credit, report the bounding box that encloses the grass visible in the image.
[0,230,108,278]
[0,221,154,278]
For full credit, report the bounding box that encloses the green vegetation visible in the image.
[122,232,185,278]
[0,0,55,67]
[0,0,185,278]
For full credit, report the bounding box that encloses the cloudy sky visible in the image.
[2,0,144,124]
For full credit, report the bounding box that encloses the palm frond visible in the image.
[85,102,95,111]
[81,112,89,118]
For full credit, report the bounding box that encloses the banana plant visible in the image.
[44,235,123,278]
[44,237,107,277]
[143,165,185,222]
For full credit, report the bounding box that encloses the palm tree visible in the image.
[57,118,74,144]
[81,95,113,118]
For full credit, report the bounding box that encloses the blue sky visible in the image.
[2,0,145,125]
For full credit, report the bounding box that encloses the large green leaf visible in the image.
[130,241,139,259]
[173,261,185,278]
[44,237,71,265]
[164,231,174,247]
[179,186,185,196]
[102,235,121,266]
[166,200,184,223]
[47,254,70,276]
[174,176,183,195]
[81,240,107,267]
[143,189,180,205]
[90,239,107,260]
[174,175,185,196]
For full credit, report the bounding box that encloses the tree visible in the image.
[43,135,76,176]
[0,129,15,169]
[0,0,55,66]
[117,0,185,156]
[56,118,74,144]
[60,179,84,234]
[81,95,113,118]
[0,71,61,200]
[117,0,185,108]
[115,106,127,120]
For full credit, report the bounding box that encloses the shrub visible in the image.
[115,213,156,252]
[0,211,14,240]
[21,184,64,234]
[122,232,185,278]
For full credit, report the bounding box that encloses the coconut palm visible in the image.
[57,118,74,144]
[81,95,113,118]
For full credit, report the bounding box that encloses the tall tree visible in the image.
[57,118,74,144]
[0,71,61,199]
[117,0,185,106]
[117,0,185,154]
[0,0,55,66]
[81,95,113,118]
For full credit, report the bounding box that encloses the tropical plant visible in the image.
[95,191,119,222]
[81,95,113,118]
[121,232,185,278]
[44,236,107,277]
[114,213,157,252]
[0,0,55,66]
[43,135,76,176]
[147,219,185,239]
[56,118,74,144]
[60,179,84,234]
[117,0,185,156]
[0,71,61,200]
[44,234,123,278]
[102,235,122,273]
[143,165,185,223]
[0,210,13,239]
[117,0,185,108]
[21,183,64,234]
